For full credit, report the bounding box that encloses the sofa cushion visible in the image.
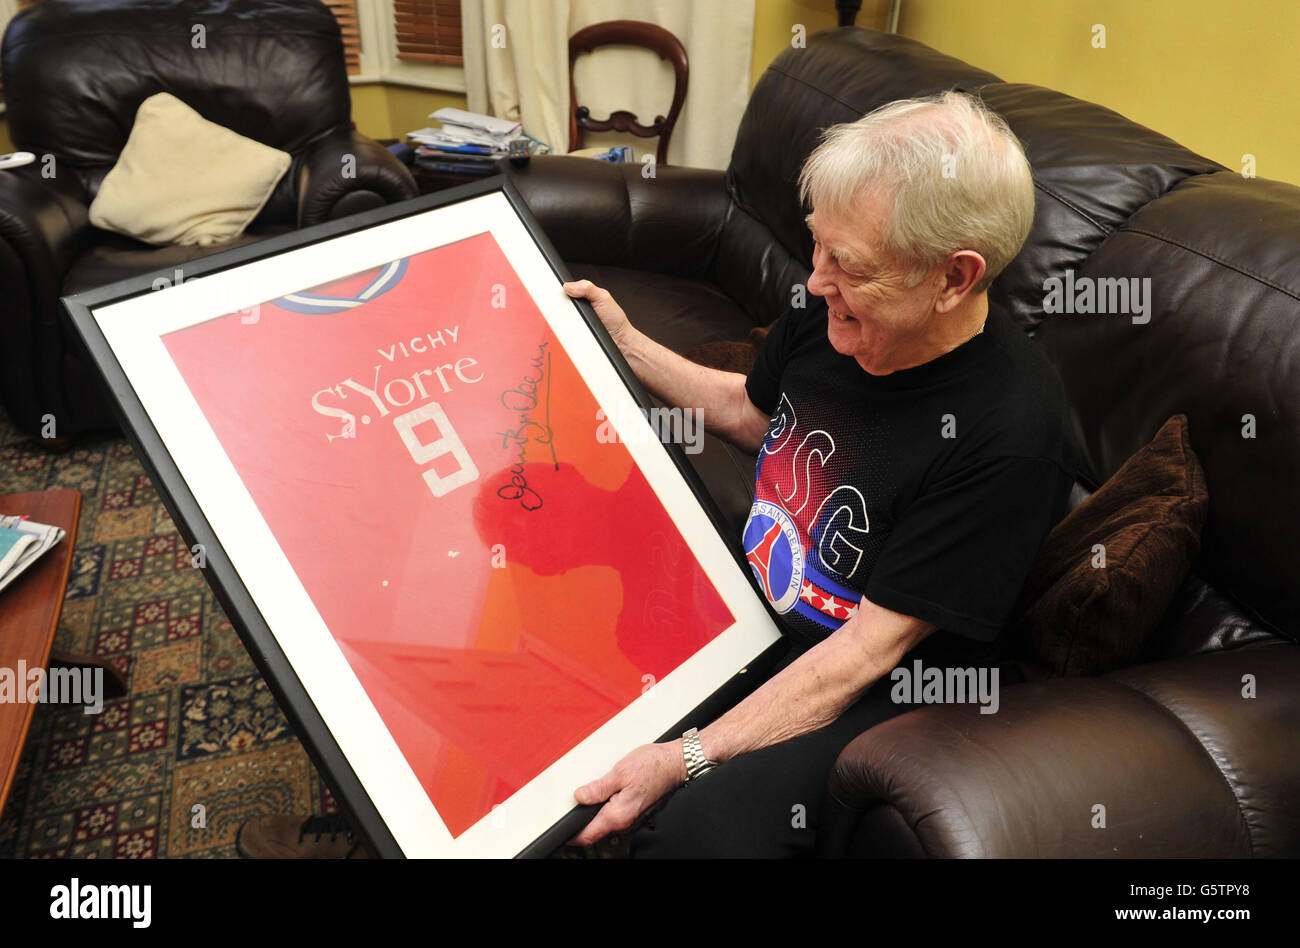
[1013,414,1208,677]
[1,0,352,174]
[1148,573,1287,660]
[88,93,291,247]
[61,226,291,298]
[974,82,1225,334]
[1106,640,1300,857]
[567,262,755,356]
[1038,171,1300,639]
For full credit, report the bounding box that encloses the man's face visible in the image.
[805,191,942,374]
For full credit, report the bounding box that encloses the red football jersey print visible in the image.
[162,233,734,836]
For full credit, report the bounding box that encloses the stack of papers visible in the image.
[405,108,549,176]
[432,107,521,141]
[0,514,67,595]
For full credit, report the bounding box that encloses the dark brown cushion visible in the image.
[1013,414,1209,677]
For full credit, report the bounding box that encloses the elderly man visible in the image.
[561,91,1078,858]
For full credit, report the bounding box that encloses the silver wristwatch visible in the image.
[681,727,717,781]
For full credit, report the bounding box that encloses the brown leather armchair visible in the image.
[503,28,1300,856]
[0,0,417,438]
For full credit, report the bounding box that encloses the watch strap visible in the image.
[682,727,716,781]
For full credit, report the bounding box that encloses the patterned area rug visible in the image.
[0,406,338,858]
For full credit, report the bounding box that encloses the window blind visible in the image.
[394,0,464,66]
[322,0,362,75]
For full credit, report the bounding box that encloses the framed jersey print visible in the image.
[65,171,780,858]
[62,176,782,858]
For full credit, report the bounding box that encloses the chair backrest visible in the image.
[568,19,688,166]
[725,27,1300,640]
[1,0,352,207]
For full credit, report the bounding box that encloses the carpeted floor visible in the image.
[0,405,340,858]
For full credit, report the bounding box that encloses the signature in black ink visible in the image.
[495,342,558,510]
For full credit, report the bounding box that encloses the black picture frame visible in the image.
[62,175,786,858]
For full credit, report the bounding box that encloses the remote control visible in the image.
[0,151,36,170]
[508,139,530,168]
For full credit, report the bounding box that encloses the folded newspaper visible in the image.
[0,515,67,595]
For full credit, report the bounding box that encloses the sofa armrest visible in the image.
[818,641,1300,857]
[503,156,731,279]
[297,130,418,227]
[0,168,94,433]
[0,167,92,295]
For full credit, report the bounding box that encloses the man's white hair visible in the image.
[798,90,1034,293]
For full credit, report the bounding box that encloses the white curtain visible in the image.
[462,0,755,170]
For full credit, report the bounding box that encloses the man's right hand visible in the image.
[562,280,633,349]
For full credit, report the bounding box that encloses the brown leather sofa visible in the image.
[0,0,417,438]
[504,28,1300,856]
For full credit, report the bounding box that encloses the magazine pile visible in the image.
[406,107,550,177]
[0,514,66,594]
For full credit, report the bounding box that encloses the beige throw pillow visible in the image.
[89,93,291,247]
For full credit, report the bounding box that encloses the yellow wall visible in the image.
[348,83,393,140]
[898,0,1300,186]
[751,0,891,87]
[348,83,469,142]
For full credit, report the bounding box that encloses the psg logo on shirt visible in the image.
[743,500,805,613]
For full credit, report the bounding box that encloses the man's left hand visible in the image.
[568,741,686,846]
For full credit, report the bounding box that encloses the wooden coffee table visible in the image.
[0,489,88,816]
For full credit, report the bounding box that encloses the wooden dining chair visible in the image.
[568,19,688,166]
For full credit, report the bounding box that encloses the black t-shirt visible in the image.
[743,296,1077,666]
